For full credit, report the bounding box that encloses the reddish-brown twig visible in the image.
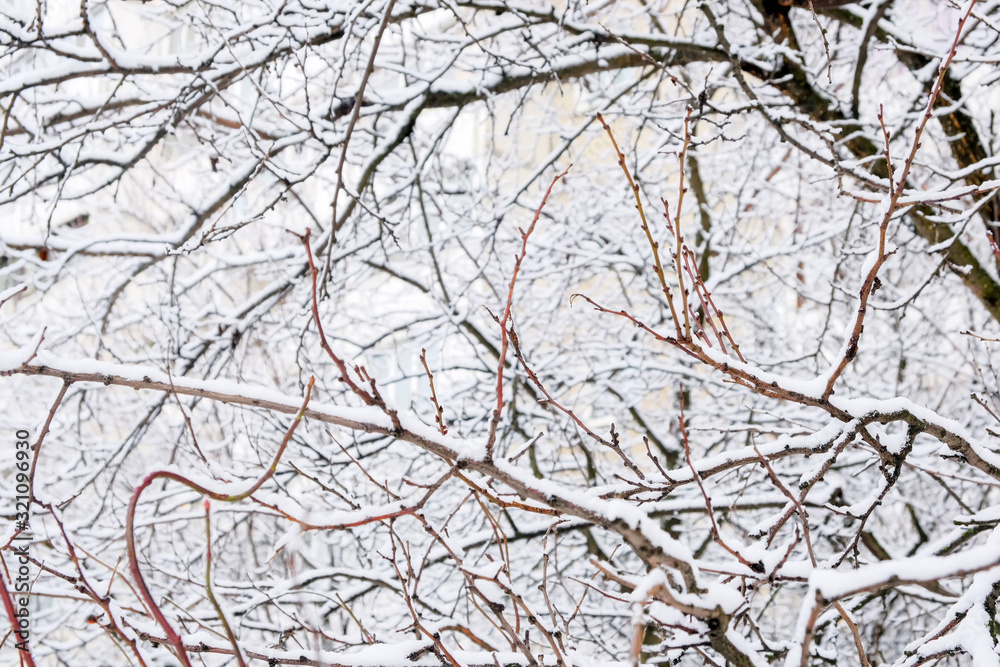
[679,389,757,571]
[420,348,447,435]
[669,108,694,341]
[293,229,376,404]
[821,2,977,400]
[485,167,571,459]
[166,354,208,463]
[41,504,149,665]
[0,562,35,667]
[597,113,684,340]
[507,324,645,479]
[27,380,68,505]
[595,113,747,367]
[384,524,464,667]
[986,228,1000,265]
[125,377,313,667]
[680,246,745,362]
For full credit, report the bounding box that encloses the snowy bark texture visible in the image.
[2,0,1000,665]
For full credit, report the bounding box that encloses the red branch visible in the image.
[125,378,314,667]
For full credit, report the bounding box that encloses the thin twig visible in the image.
[125,378,314,667]
[203,501,247,667]
[420,348,448,435]
[822,1,978,399]
[485,167,571,459]
[323,0,400,280]
[597,113,684,339]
